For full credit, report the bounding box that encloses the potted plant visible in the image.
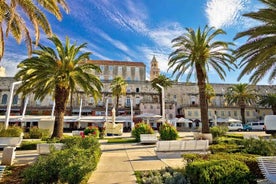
[0,125,24,148]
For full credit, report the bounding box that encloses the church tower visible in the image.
[150,55,160,81]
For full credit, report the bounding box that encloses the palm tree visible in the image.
[0,0,69,60]
[151,74,173,116]
[110,76,127,116]
[234,0,276,84]
[259,93,276,115]
[168,25,235,133]
[224,83,256,124]
[15,35,102,138]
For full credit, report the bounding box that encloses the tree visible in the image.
[151,74,173,116]
[15,35,102,138]
[225,83,256,124]
[234,0,276,84]
[168,25,235,133]
[259,93,276,115]
[0,0,69,60]
[110,76,127,116]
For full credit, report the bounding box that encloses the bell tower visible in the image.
[150,55,160,81]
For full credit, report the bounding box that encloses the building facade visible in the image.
[0,57,275,127]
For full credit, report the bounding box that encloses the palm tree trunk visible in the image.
[196,64,209,133]
[52,86,69,138]
[240,106,246,124]
[116,95,119,116]
[69,90,73,116]
[272,105,276,115]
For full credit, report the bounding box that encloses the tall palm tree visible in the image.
[151,74,173,116]
[225,83,256,124]
[15,35,102,138]
[259,93,276,115]
[234,0,276,84]
[0,0,69,60]
[168,25,235,133]
[110,76,127,116]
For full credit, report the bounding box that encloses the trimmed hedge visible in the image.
[22,136,101,184]
[131,122,154,142]
[185,159,255,184]
[210,126,228,138]
[0,125,23,137]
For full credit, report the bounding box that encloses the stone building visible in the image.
[0,57,275,129]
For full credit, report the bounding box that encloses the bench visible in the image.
[37,143,64,154]
[258,156,276,183]
[140,134,158,144]
[155,140,209,159]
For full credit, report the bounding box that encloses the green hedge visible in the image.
[159,123,178,140]
[131,122,154,142]
[22,136,101,184]
[240,138,276,156]
[210,126,228,138]
[185,159,254,184]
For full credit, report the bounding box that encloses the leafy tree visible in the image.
[0,0,69,60]
[151,74,173,116]
[168,25,235,133]
[234,0,276,84]
[15,35,102,138]
[225,83,256,124]
[259,93,276,115]
[110,76,127,116]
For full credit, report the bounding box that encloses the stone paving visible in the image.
[87,141,184,184]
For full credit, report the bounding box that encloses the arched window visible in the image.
[12,95,18,104]
[1,94,8,104]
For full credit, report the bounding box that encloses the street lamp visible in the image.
[5,81,22,129]
[156,84,165,124]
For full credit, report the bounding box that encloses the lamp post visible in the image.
[5,81,22,129]
[156,84,165,124]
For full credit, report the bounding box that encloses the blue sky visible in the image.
[1,0,272,85]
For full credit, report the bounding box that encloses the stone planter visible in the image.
[0,134,23,148]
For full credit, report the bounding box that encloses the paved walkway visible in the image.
[87,141,184,184]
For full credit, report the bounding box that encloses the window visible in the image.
[109,66,113,71]
[100,75,104,80]
[1,94,8,104]
[126,98,131,107]
[136,88,140,93]
[118,66,122,72]
[36,100,41,106]
[127,67,131,72]
[150,105,153,109]
[109,76,113,80]
[127,77,131,81]
[194,111,199,117]
[188,111,192,116]
[127,88,131,93]
[246,111,250,116]
[12,95,18,104]
[135,97,140,105]
[221,111,225,116]
[144,105,147,109]
[100,65,104,72]
[228,111,231,116]
[234,111,237,116]
[135,67,139,73]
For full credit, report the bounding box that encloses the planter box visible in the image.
[0,134,23,148]
[37,143,64,154]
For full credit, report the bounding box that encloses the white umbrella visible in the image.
[135,113,161,124]
[177,117,192,123]
[216,117,226,123]
[225,117,242,123]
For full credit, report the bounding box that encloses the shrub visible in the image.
[241,138,276,156]
[84,126,99,137]
[0,125,23,137]
[159,123,178,140]
[210,126,228,138]
[18,140,46,150]
[185,159,255,184]
[131,122,154,142]
[22,136,101,184]
[209,143,241,153]
[135,167,187,184]
[29,127,50,139]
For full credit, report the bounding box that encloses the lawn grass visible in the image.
[105,137,136,143]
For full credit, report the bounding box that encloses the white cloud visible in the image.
[1,53,27,77]
[205,0,247,29]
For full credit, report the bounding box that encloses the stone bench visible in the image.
[155,140,209,159]
[258,156,276,183]
[37,143,64,154]
[140,134,158,144]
